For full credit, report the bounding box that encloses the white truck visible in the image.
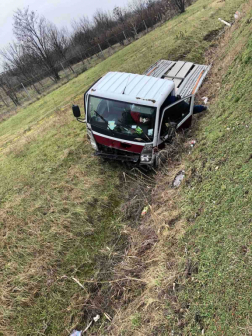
[72,59,210,166]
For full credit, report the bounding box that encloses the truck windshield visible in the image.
[87,96,156,142]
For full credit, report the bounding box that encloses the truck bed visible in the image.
[143,60,211,98]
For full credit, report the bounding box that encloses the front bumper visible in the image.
[94,151,139,162]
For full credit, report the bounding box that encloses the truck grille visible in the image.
[96,144,139,162]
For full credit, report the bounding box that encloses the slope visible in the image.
[105,3,251,335]
[0,0,249,335]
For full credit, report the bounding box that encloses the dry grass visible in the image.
[0,101,77,157]
[86,135,190,335]
[198,0,252,102]
[0,105,122,335]
[87,7,252,334]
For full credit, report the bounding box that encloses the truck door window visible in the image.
[160,96,192,137]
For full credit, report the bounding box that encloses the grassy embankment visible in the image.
[177,7,252,334]
[0,0,249,334]
[108,2,252,335]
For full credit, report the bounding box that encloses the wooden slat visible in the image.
[146,67,158,76]
[192,70,204,94]
[176,62,193,79]
[166,61,185,77]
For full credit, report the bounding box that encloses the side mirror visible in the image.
[72,105,81,118]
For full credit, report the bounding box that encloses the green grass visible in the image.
[110,6,251,334]
[0,120,125,334]
[175,8,252,335]
[0,0,250,334]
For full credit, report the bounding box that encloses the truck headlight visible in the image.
[87,128,98,150]
[140,144,153,163]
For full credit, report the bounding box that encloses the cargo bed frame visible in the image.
[143,59,211,98]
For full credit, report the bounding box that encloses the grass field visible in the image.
[109,2,252,335]
[176,8,252,333]
[0,0,251,334]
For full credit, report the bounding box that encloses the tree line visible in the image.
[0,0,188,107]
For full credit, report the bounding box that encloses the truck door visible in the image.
[159,95,194,142]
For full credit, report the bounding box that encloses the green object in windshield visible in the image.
[136,126,143,135]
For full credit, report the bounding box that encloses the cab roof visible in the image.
[88,72,174,107]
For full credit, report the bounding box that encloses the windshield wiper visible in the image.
[94,110,115,135]
[142,131,151,142]
[94,110,108,125]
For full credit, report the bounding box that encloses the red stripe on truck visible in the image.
[93,134,144,154]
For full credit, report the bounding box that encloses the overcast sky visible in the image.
[0,0,127,51]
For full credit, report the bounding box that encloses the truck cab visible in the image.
[73,60,210,166]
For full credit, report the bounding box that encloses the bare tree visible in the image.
[48,24,75,73]
[93,9,116,33]
[13,8,60,81]
[72,16,94,45]
[71,16,96,60]
[113,6,126,24]
[130,0,147,17]
[171,0,185,13]
[0,90,9,107]
[0,0,181,104]
[0,72,20,106]
[0,43,41,93]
